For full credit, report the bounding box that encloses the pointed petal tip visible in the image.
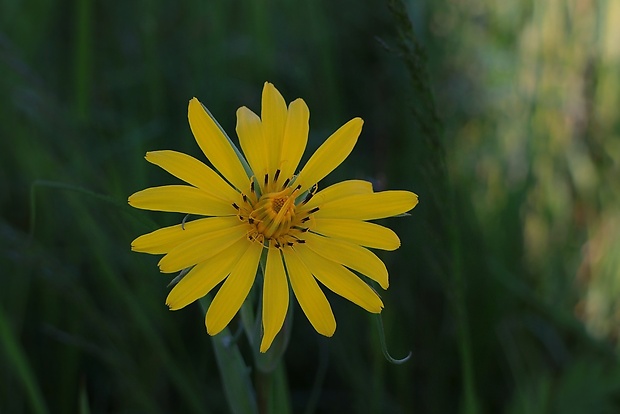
[259,338,272,353]
[287,98,310,119]
[367,304,384,314]
[167,304,184,311]
[164,293,183,311]
[323,327,336,337]
[377,270,390,290]
[144,150,159,160]
[158,265,173,274]
[262,82,285,102]
[316,320,336,338]
[188,97,202,114]
[344,117,363,134]
[204,315,215,335]
[157,259,176,274]
[410,192,420,210]
[262,82,276,95]
[290,97,307,106]
[205,320,224,337]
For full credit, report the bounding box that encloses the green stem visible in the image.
[255,363,291,414]
[256,370,272,414]
[199,298,258,414]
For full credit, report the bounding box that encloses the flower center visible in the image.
[232,171,320,248]
[250,188,297,239]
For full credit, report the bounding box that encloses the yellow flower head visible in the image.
[129,82,418,352]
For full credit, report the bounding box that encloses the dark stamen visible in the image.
[274,169,281,182]
[301,217,310,223]
[250,180,255,193]
[242,194,247,203]
[297,239,306,244]
[232,203,240,210]
[307,207,320,215]
[282,178,290,189]
[264,173,269,186]
[287,242,294,247]
[248,217,255,225]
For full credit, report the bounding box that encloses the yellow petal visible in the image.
[166,238,249,310]
[295,244,383,313]
[188,98,250,192]
[309,219,401,251]
[158,224,248,273]
[145,150,239,201]
[260,244,289,353]
[314,190,418,220]
[236,106,268,190]
[282,248,336,337]
[261,82,288,175]
[294,117,363,193]
[206,241,263,335]
[303,232,389,289]
[279,98,309,182]
[303,180,373,211]
[132,216,243,254]
[128,185,237,216]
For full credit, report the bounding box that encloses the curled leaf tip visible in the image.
[374,313,412,365]
[386,350,412,365]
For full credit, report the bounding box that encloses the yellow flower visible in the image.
[129,82,418,352]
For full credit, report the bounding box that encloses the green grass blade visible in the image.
[0,306,49,414]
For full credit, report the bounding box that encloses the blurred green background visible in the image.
[2,0,620,412]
